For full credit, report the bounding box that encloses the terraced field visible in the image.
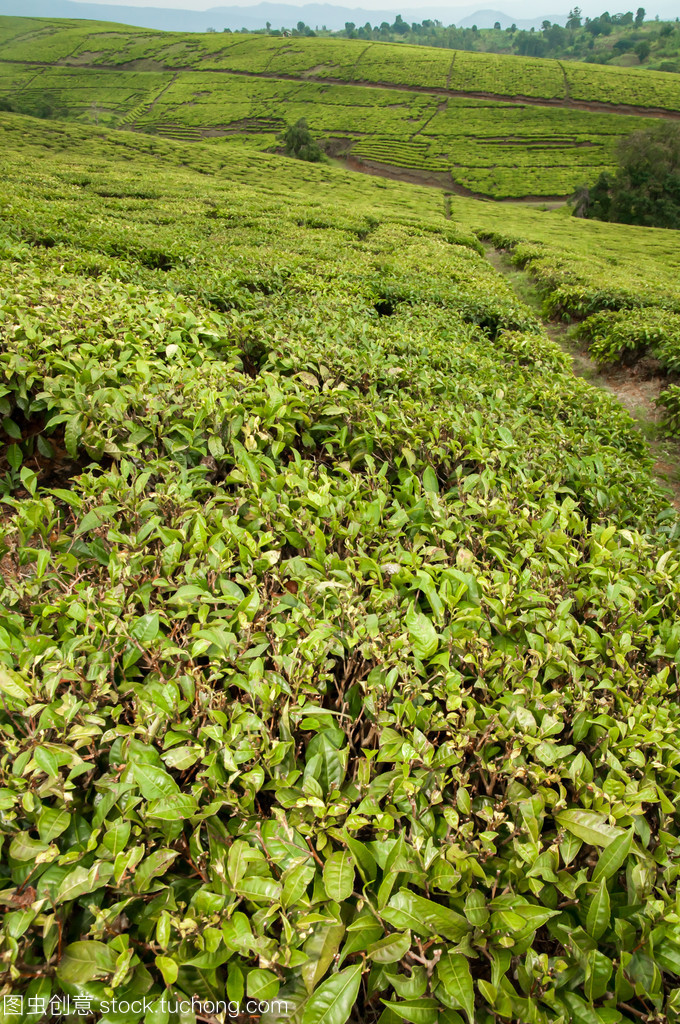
[3,112,680,1024]
[1,16,679,199]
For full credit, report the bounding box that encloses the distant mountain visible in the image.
[454,9,566,26]
[0,0,570,32]
[454,9,563,27]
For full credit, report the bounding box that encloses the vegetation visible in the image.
[2,109,680,1024]
[328,8,680,73]
[574,123,680,229]
[1,16,679,201]
[461,199,680,431]
[283,118,323,162]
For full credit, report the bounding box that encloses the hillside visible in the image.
[2,109,680,1024]
[1,15,680,198]
[333,12,680,74]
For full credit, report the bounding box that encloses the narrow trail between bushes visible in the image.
[484,245,680,510]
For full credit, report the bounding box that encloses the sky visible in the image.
[74,1,236,6]
[71,0,478,8]
[66,0,675,16]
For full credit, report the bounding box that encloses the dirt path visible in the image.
[485,246,680,509]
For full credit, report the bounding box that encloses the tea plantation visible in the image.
[1,16,679,199]
[2,111,680,1024]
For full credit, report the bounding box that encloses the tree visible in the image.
[494,21,501,30]
[570,182,592,218]
[574,124,680,228]
[634,6,645,23]
[516,29,546,55]
[283,118,323,162]
[635,39,651,60]
[566,7,582,28]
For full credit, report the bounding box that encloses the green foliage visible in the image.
[0,89,68,119]
[657,385,680,437]
[284,118,323,162]
[1,113,680,1024]
[578,123,680,228]
[0,16,678,199]
[579,308,680,369]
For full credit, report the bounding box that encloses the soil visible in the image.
[342,154,456,192]
[334,152,568,203]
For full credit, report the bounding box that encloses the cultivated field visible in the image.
[1,16,678,199]
[2,112,680,1023]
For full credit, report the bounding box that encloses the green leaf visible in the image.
[323,850,355,902]
[9,834,50,862]
[208,434,225,457]
[437,952,475,1024]
[555,810,624,848]
[155,955,179,985]
[37,807,70,842]
[586,878,611,940]
[64,414,83,458]
[235,875,282,903]
[34,746,59,777]
[383,889,468,941]
[367,930,411,963]
[132,762,180,800]
[380,998,440,1024]
[0,666,31,704]
[655,941,680,976]
[247,968,280,1001]
[512,904,560,930]
[422,466,439,494]
[344,833,377,884]
[6,443,21,471]
[584,949,613,1001]
[301,964,362,1024]
[131,611,160,643]
[2,416,22,440]
[146,794,198,820]
[57,941,117,984]
[56,862,114,903]
[302,922,345,993]
[307,734,346,795]
[133,849,179,892]
[168,585,209,603]
[592,828,634,882]
[282,858,316,909]
[405,607,438,660]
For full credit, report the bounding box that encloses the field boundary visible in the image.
[3,57,680,120]
[340,152,570,201]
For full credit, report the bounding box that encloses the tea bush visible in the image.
[2,115,680,1024]
[0,16,672,200]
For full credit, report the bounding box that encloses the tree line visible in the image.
[212,9,680,72]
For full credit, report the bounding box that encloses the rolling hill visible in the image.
[1,15,680,198]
